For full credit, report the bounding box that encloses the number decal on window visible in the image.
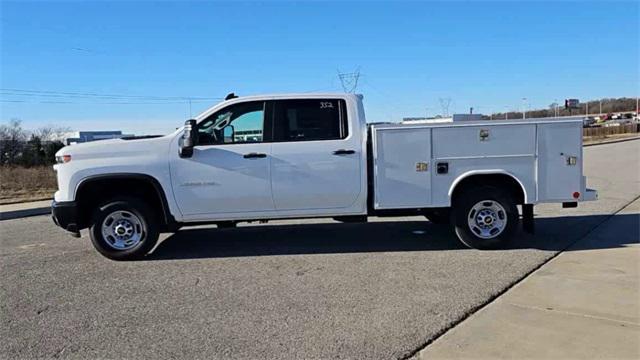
[320,102,334,109]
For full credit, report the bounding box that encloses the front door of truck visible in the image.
[269,98,362,211]
[170,101,275,217]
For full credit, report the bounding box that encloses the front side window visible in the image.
[197,101,265,145]
[274,99,347,142]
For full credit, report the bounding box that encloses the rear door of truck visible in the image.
[269,98,363,211]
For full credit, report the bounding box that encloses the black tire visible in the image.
[453,186,518,249]
[89,197,159,260]
[424,209,451,225]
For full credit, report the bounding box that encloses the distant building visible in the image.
[65,131,133,145]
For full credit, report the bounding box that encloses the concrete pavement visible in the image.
[415,198,640,359]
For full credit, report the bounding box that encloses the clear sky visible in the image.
[1,0,638,135]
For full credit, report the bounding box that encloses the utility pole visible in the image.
[522,98,527,119]
[505,106,509,120]
[554,99,559,117]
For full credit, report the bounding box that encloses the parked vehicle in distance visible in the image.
[583,118,597,127]
[52,93,597,260]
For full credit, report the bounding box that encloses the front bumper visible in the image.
[51,200,80,233]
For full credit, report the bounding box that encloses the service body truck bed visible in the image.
[51,93,596,260]
[370,118,595,210]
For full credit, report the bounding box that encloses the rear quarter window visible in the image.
[274,99,348,142]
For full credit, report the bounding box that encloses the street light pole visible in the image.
[522,98,527,119]
[599,100,602,115]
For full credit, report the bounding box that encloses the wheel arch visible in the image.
[448,170,529,205]
[74,173,176,230]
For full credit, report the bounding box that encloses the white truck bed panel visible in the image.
[372,128,432,209]
[432,124,536,159]
[536,122,583,202]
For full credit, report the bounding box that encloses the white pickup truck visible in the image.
[52,93,597,260]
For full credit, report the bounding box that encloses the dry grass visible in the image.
[0,166,57,204]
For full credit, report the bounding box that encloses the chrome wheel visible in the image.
[467,200,507,239]
[101,210,144,250]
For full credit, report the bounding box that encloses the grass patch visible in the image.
[0,166,57,204]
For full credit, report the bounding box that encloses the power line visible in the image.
[0,99,199,105]
[0,88,222,101]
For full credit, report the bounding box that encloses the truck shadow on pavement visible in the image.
[147,213,639,260]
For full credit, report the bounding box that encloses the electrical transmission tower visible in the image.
[439,97,452,117]
[337,67,361,93]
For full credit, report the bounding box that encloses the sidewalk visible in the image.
[415,199,640,359]
[0,200,51,220]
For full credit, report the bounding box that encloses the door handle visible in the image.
[333,149,355,155]
[243,152,267,159]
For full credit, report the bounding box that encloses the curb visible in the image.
[584,136,640,147]
[0,207,51,221]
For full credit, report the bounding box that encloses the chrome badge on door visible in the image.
[415,162,429,172]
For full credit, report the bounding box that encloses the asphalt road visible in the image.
[1,140,639,360]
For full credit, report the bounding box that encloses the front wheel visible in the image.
[453,186,518,249]
[89,197,159,260]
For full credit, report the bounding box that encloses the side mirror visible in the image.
[179,119,197,158]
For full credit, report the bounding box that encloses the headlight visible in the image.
[56,155,72,164]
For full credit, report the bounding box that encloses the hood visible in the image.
[55,134,175,161]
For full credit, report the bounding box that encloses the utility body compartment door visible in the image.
[537,122,583,202]
[372,127,432,209]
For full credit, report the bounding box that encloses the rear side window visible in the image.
[273,99,348,142]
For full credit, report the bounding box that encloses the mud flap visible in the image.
[522,204,535,234]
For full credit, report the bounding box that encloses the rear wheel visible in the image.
[89,197,159,260]
[453,186,518,249]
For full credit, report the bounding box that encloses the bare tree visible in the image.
[34,125,72,142]
[0,119,27,165]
